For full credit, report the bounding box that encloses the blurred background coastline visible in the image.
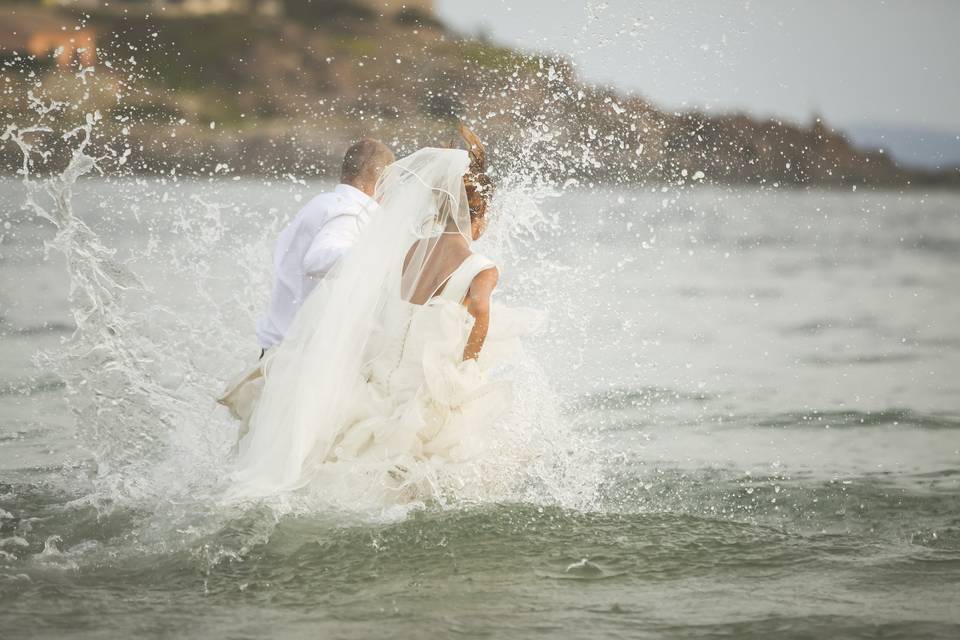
[2,0,958,187]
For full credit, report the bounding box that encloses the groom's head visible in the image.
[340,138,395,197]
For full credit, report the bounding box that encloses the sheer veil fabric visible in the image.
[231,148,508,499]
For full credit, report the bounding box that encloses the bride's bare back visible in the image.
[403,232,474,305]
[402,231,498,360]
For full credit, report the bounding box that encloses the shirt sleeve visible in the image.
[301,213,360,278]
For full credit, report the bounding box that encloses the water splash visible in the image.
[3,108,170,485]
[4,67,601,526]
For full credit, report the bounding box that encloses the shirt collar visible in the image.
[335,183,378,211]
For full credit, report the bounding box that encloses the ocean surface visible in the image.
[1,177,959,639]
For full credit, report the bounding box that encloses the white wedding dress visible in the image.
[229,148,540,504]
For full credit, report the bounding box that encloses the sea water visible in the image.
[1,171,958,638]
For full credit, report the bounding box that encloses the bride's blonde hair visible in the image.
[457,123,493,222]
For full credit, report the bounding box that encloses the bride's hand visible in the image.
[462,267,499,361]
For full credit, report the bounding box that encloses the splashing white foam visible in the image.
[6,77,601,526]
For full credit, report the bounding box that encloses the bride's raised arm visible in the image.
[463,266,499,360]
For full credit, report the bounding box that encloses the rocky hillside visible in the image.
[2,1,956,187]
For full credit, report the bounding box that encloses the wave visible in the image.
[904,235,960,258]
[5,322,77,336]
[4,493,958,583]
[780,315,878,336]
[663,618,960,639]
[748,408,960,430]
[0,377,66,397]
[802,352,921,366]
[574,386,714,411]
[572,389,960,431]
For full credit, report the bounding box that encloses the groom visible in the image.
[219,138,394,435]
[256,138,395,352]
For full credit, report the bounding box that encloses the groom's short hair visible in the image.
[341,138,394,187]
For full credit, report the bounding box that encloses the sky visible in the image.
[434,0,960,133]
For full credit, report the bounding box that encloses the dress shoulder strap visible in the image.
[438,253,497,304]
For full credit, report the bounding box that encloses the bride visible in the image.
[231,126,532,502]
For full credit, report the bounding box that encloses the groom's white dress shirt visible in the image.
[256,183,377,349]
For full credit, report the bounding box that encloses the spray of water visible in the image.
[4,55,604,541]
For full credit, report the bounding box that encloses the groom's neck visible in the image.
[343,179,374,198]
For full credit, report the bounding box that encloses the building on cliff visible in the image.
[43,0,432,18]
[43,0,281,17]
[0,6,97,67]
